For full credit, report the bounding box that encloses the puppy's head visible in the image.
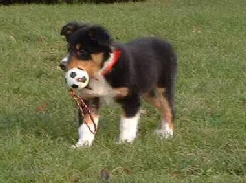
[60,24,113,76]
[60,22,91,71]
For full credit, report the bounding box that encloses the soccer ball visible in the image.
[65,68,90,89]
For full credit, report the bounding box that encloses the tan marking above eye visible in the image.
[67,25,74,29]
[75,44,81,50]
[89,30,94,37]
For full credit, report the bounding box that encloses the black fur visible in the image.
[68,25,112,61]
[109,38,177,117]
[61,22,90,42]
[61,23,177,118]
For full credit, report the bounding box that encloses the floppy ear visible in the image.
[61,22,89,41]
[88,25,112,47]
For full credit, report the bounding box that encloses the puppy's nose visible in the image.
[59,56,69,71]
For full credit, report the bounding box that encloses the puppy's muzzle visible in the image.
[59,56,68,71]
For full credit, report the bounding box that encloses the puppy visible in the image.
[60,22,178,147]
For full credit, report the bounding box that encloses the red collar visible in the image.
[101,50,122,76]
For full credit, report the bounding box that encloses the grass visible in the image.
[0,0,245,182]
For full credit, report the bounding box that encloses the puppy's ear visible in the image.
[61,22,89,41]
[88,25,112,47]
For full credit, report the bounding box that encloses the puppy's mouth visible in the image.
[85,85,92,90]
[85,75,100,90]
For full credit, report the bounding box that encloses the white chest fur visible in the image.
[80,52,119,103]
[90,74,115,96]
[80,73,116,104]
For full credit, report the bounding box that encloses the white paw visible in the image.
[155,120,174,139]
[117,138,134,144]
[119,113,140,144]
[76,124,95,147]
[118,134,136,144]
[154,129,173,139]
[71,141,92,148]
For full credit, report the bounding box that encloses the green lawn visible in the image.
[0,0,245,182]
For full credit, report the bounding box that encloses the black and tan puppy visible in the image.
[60,22,178,147]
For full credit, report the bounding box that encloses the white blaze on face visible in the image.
[59,55,69,71]
[61,55,69,63]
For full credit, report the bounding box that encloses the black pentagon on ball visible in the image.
[71,84,79,89]
[82,76,87,83]
[70,72,77,78]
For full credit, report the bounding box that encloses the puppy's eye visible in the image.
[79,49,88,55]
[77,49,91,60]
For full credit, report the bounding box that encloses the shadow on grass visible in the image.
[0,105,122,146]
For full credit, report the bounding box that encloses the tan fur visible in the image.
[115,87,130,97]
[68,56,101,77]
[143,88,173,130]
[91,53,104,64]
[83,114,99,124]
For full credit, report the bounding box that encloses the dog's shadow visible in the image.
[2,101,164,146]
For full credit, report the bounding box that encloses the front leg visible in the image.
[75,98,100,148]
[118,94,141,143]
[80,87,129,99]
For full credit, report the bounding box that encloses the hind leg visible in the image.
[143,88,174,138]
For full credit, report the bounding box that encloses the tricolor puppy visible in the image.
[60,22,178,147]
